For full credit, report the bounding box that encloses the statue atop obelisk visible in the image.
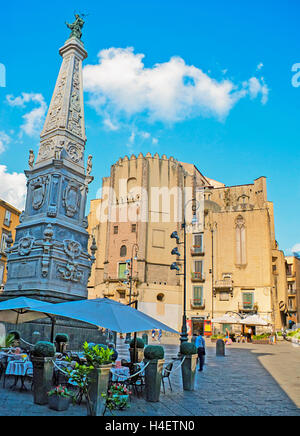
[3,16,96,302]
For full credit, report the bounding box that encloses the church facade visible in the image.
[88,154,288,333]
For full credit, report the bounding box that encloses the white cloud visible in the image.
[292,243,300,253]
[0,131,11,154]
[83,47,269,125]
[257,62,264,71]
[247,77,269,105]
[0,165,27,210]
[6,93,47,137]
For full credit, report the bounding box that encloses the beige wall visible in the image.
[88,154,288,332]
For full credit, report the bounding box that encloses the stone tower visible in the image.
[4,27,96,302]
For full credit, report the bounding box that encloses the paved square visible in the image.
[0,341,299,416]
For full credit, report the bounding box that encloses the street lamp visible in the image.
[125,243,139,343]
[170,199,199,345]
[208,221,217,324]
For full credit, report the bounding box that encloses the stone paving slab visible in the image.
[0,341,300,416]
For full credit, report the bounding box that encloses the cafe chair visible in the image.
[161,362,173,394]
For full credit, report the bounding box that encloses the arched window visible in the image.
[120,245,127,257]
[235,215,246,265]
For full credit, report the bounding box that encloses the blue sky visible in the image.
[0,0,299,254]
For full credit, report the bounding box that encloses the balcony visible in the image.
[214,279,234,290]
[190,299,205,309]
[190,246,205,256]
[238,302,258,313]
[191,272,205,282]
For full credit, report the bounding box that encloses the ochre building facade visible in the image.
[0,199,21,287]
[88,153,288,333]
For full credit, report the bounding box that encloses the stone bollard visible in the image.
[216,339,225,356]
[32,356,54,405]
[181,354,198,391]
[144,358,165,402]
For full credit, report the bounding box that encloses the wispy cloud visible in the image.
[0,165,27,210]
[6,92,47,137]
[0,131,11,154]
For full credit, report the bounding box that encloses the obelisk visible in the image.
[3,15,96,303]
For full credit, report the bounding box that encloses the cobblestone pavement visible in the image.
[0,340,299,416]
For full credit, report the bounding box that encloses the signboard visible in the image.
[187,320,192,336]
[204,320,212,337]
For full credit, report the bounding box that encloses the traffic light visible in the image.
[170,231,180,244]
[171,247,180,256]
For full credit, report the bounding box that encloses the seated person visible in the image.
[108,343,118,362]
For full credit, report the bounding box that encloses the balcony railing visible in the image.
[190,299,205,309]
[238,302,258,313]
[214,279,234,290]
[190,246,205,256]
[191,272,205,282]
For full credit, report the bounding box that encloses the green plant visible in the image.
[55,333,69,343]
[64,361,94,413]
[48,385,73,398]
[180,342,197,355]
[102,383,131,413]
[144,345,164,360]
[82,341,113,366]
[8,330,21,340]
[32,341,55,358]
[129,338,145,349]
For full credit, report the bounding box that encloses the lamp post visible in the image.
[125,243,139,344]
[208,221,217,325]
[170,200,199,345]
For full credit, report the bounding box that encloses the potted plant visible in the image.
[31,341,55,405]
[129,337,145,363]
[82,342,114,416]
[180,342,198,391]
[143,345,165,402]
[54,333,69,354]
[47,385,73,411]
[102,383,131,413]
[8,330,21,347]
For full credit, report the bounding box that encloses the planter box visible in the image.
[32,356,54,405]
[88,364,112,416]
[181,354,197,391]
[144,358,164,402]
[48,396,70,412]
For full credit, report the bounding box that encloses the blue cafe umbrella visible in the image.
[31,298,179,334]
[0,297,53,324]
[0,297,56,341]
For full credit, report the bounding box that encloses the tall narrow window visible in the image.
[193,286,203,306]
[194,260,203,274]
[193,234,203,253]
[118,263,127,279]
[120,245,127,257]
[4,210,11,227]
[236,216,246,265]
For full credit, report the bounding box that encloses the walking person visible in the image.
[158,329,162,343]
[195,331,206,372]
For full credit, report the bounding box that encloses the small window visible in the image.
[117,290,126,299]
[157,293,165,302]
[120,245,127,257]
[0,232,8,253]
[242,292,254,310]
[113,226,118,235]
[193,286,203,303]
[219,292,230,301]
[4,210,11,227]
[131,224,137,233]
[0,262,4,283]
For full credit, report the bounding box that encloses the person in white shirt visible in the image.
[195,332,206,371]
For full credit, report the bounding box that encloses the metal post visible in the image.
[180,219,188,344]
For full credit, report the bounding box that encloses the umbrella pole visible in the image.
[49,316,56,343]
